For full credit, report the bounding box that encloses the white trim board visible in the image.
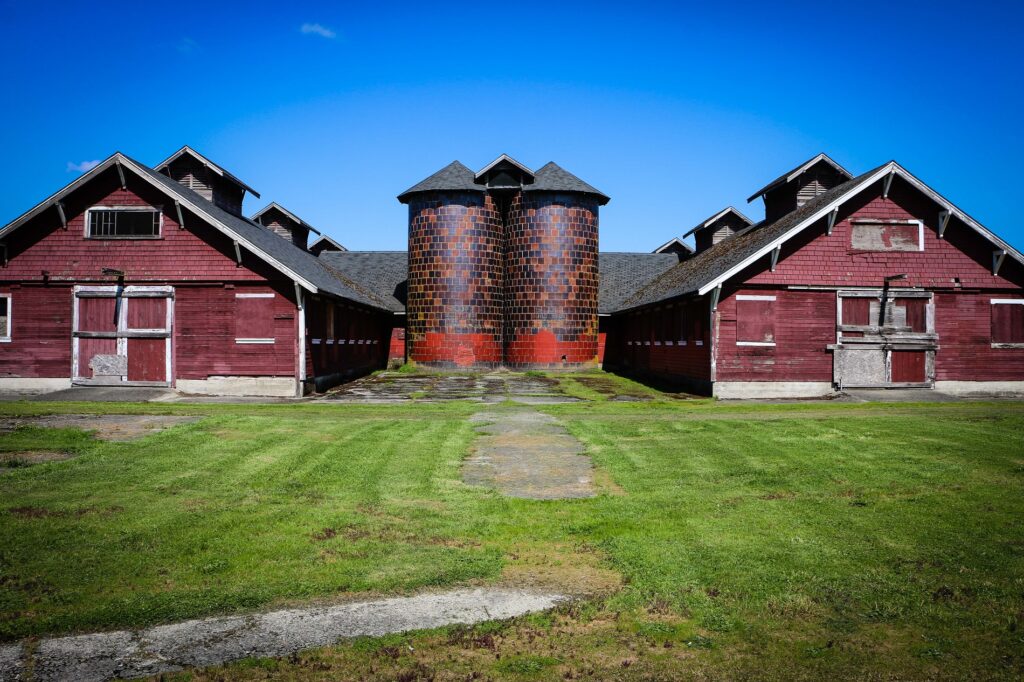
[698,161,1024,296]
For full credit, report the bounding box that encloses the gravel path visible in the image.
[0,588,566,682]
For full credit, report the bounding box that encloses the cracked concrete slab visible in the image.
[16,588,565,682]
[320,371,580,404]
[465,409,595,499]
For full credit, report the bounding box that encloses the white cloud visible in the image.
[67,160,101,173]
[300,23,336,39]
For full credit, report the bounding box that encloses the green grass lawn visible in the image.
[1,397,1023,679]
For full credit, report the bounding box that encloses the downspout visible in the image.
[295,282,306,398]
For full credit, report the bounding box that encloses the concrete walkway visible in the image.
[0,588,566,682]
[464,409,595,499]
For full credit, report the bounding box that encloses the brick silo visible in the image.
[504,162,608,367]
[398,161,504,367]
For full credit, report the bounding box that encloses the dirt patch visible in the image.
[0,415,200,441]
[572,376,654,401]
[499,544,622,597]
[464,409,595,500]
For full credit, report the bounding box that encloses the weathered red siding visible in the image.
[715,289,835,382]
[933,293,1024,381]
[0,285,72,378]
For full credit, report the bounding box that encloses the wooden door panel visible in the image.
[127,338,166,382]
[78,297,117,333]
[78,338,118,378]
[891,351,926,383]
[127,298,167,330]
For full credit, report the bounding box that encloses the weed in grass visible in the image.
[494,654,561,675]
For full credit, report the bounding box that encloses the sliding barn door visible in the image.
[73,286,173,386]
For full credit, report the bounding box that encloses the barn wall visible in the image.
[303,296,393,391]
[0,285,73,380]
[602,298,712,393]
[714,288,835,383]
[933,292,1024,382]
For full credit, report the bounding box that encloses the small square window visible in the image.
[235,293,275,343]
[87,208,161,238]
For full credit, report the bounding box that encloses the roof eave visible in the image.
[156,145,261,199]
[746,153,853,203]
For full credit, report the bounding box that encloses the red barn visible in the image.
[602,154,1024,397]
[0,147,394,396]
[3,149,1022,398]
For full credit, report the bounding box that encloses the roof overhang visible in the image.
[0,153,320,294]
[156,145,261,199]
[699,161,1024,296]
[310,234,347,251]
[746,153,853,203]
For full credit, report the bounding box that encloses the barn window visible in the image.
[850,220,923,252]
[991,300,1024,346]
[0,294,10,342]
[87,207,161,238]
[736,295,776,346]
[235,293,275,344]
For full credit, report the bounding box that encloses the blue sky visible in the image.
[1,0,1021,252]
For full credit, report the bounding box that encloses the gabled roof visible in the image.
[397,161,484,203]
[524,162,610,205]
[652,237,695,255]
[622,160,1024,310]
[746,152,852,203]
[250,202,322,235]
[309,234,347,253]
[0,152,388,309]
[474,154,535,182]
[156,145,261,199]
[681,206,753,238]
[318,251,408,312]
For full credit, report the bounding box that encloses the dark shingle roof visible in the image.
[317,251,409,312]
[128,158,390,309]
[622,164,888,310]
[397,161,484,203]
[599,253,681,313]
[524,162,610,205]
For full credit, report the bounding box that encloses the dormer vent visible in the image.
[748,153,852,222]
[682,207,754,254]
[250,202,320,250]
[156,146,260,217]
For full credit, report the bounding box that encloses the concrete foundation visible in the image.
[933,381,1024,396]
[175,377,297,398]
[714,381,835,399]
[0,377,72,392]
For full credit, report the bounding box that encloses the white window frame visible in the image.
[84,205,163,240]
[990,299,1024,348]
[850,219,924,252]
[235,292,276,344]
[735,294,777,347]
[0,293,10,342]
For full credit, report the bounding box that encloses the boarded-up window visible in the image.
[235,293,275,343]
[896,298,928,333]
[851,221,922,252]
[0,295,9,341]
[691,301,705,344]
[842,297,872,326]
[736,295,776,345]
[991,301,1024,344]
